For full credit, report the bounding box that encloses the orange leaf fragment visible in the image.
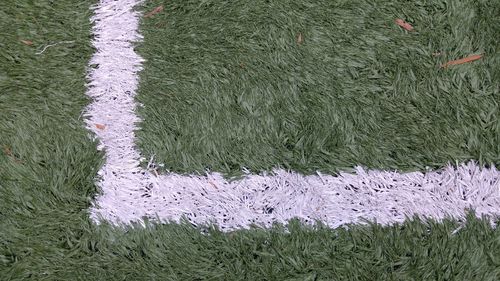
[95,123,106,130]
[395,19,414,31]
[21,40,33,46]
[3,146,22,163]
[440,54,483,68]
[145,5,164,18]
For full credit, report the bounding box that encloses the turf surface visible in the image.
[137,0,499,177]
[1,1,500,280]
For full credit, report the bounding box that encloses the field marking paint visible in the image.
[85,0,500,230]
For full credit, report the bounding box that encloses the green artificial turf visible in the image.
[1,1,500,280]
[137,0,499,177]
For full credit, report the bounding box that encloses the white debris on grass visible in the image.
[85,0,500,231]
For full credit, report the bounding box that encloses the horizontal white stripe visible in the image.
[86,0,500,230]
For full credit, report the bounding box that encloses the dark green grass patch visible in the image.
[1,1,500,280]
[0,0,102,278]
[137,0,499,177]
[81,216,500,281]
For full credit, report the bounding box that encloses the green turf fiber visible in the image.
[1,1,500,280]
[136,0,499,177]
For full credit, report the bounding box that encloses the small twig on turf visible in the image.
[35,41,75,55]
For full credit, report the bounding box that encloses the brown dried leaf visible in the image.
[3,146,22,163]
[297,32,303,44]
[145,5,164,18]
[95,123,106,130]
[441,54,483,68]
[395,18,414,31]
[3,146,13,157]
[21,40,33,46]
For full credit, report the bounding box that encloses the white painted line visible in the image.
[85,0,500,230]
